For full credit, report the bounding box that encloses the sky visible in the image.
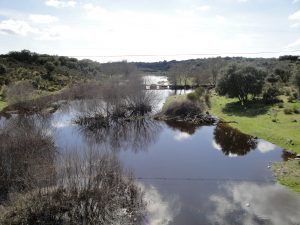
[0,0,300,62]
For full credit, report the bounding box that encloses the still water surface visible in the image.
[1,76,299,225]
[49,83,300,225]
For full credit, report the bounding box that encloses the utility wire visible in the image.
[60,49,300,58]
[136,177,273,183]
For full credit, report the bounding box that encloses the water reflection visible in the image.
[281,150,298,161]
[209,182,300,225]
[257,140,276,154]
[0,116,56,202]
[164,120,200,135]
[78,119,162,153]
[140,184,181,225]
[213,123,257,156]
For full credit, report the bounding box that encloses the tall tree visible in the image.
[216,65,267,104]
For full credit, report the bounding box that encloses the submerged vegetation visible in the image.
[0,116,145,225]
[155,87,216,124]
[0,49,300,223]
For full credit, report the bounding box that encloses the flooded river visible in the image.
[1,76,300,225]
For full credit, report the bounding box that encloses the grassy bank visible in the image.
[162,94,187,112]
[162,93,300,193]
[208,94,300,194]
[272,160,300,193]
[209,95,300,154]
[163,94,300,153]
[0,100,7,111]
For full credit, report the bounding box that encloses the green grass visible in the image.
[161,94,187,112]
[208,94,300,193]
[272,160,300,194]
[0,100,7,111]
[209,95,300,154]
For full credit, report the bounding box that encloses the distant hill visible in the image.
[0,50,103,92]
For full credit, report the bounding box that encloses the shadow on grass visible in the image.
[222,100,271,117]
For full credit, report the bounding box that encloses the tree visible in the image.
[44,62,55,81]
[295,71,300,99]
[6,81,34,105]
[214,123,257,156]
[216,65,266,104]
[168,63,192,87]
[0,64,8,86]
[274,68,291,83]
[0,64,6,75]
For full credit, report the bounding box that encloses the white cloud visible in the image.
[286,38,300,48]
[0,19,38,36]
[174,132,191,141]
[257,140,276,153]
[29,14,59,24]
[212,140,222,151]
[36,25,70,40]
[291,22,300,28]
[293,0,299,3]
[0,18,69,41]
[209,182,300,225]
[196,5,211,11]
[216,15,225,24]
[289,10,300,20]
[139,184,180,225]
[45,0,76,8]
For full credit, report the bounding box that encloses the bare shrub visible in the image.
[78,119,162,153]
[6,81,34,105]
[74,75,158,130]
[125,75,158,116]
[164,100,204,118]
[0,148,145,225]
[0,116,56,203]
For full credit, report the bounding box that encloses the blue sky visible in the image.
[0,0,300,62]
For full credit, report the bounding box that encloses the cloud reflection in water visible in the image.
[209,182,300,225]
[139,183,181,225]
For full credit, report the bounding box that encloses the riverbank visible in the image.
[209,95,300,154]
[162,93,300,193]
[209,94,300,194]
[157,94,216,125]
[0,100,7,111]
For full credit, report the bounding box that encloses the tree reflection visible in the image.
[78,119,162,153]
[0,116,56,203]
[281,150,297,161]
[164,120,200,135]
[213,123,257,156]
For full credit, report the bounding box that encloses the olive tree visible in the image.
[216,65,267,105]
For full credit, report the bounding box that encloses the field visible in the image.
[209,95,300,154]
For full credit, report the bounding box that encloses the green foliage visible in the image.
[272,160,300,194]
[279,55,299,61]
[278,102,284,108]
[262,85,281,104]
[0,64,6,75]
[216,65,267,104]
[295,71,300,95]
[274,68,291,83]
[293,105,300,114]
[0,50,104,92]
[284,107,293,115]
[187,92,198,102]
[209,95,300,154]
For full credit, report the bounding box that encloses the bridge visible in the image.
[143,84,215,90]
